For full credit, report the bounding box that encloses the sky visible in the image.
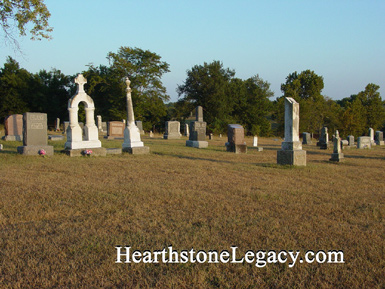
[1,0,384,102]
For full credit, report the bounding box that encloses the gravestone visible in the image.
[64,74,105,156]
[302,132,312,145]
[369,128,376,146]
[17,112,54,155]
[252,136,263,151]
[357,136,371,149]
[186,106,208,148]
[347,135,355,147]
[135,121,144,135]
[330,130,344,162]
[163,121,181,139]
[317,126,329,149]
[225,124,247,153]
[277,97,306,166]
[122,77,149,154]
[107,121,125,139]
[63,121,69,134]
[375,131,384,145]
[102,122,107,132]
[55,118,60,131]
[149,131,154,138]
[97,115,103,131]
[3,114,23,141]
[209,133,213,140]
[0,144,3,150]
[184,123,189,137]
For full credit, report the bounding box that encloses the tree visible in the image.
[0,0,52,46]
[0,57,30,120]
[279,70,326,135]
[177,61,274,135]
[85,46,170,131]
[177,61,236,133]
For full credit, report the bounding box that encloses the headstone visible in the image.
[225,124,247,153]
[97,115,103,131]
[163,121,181,139]
[302,132,312,145]
[375,131,384,145]
[49,135,65,141]
[149,131,154,138]
[64,74,105,156]
[219,134,222,138]
[3,114,23,141]
[17,112,54,155]
[253,136,263,151]
[186,106,208,148]
[277,97,306,166]
[102,122,107,132]
[63,121,69,134]
[107,121,125,139]
[55,118,60,131]
[369,128,376,145]
[347,135,355,147]
[135,121,144,135]
[357,136,371,149]
[209,133,213,140]
[330,130,344,162]
[184,123,189,137]
[122,77,149,154]
[0,144,3,150]
[317,126,329,149]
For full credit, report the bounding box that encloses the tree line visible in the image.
[1,46,384,137]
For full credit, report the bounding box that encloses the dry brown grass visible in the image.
[0,135,384,288]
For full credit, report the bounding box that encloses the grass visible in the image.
[0,134,384,288]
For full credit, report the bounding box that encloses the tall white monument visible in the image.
[277,97,306,166]
[122,77,149,154]
[65,74,103,153]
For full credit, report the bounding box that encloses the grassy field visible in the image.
[0,134,384,288]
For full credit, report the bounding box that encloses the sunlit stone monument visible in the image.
[122,77,149,154]
[64,74,105,156]
[277,97,306,166]
[186,106,208,148]
[330,130,344,162]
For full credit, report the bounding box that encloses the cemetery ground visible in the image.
[0,133,384,288]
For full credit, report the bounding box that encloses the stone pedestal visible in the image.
[277,150,306,166]
[17,145,54,156]
[123,146,150,154]
[186,140,208,148]
[330,153,344,162]
[226,142,247,153]
[63,147,107,157]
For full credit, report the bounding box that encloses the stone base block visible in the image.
[17,145,54,156]
[48,135,65,141]
[318,142,329,150]
[106,148,122,155]
[330,153,344,162]
[186,140,208,148]
[277,150,306,166]
[3,135,23,141]
[63,147,107,157]
[255,147,263,152]
[225,142,247,154]
[163,134,181,140]
[122,146,150,154]
[376,141,385,146]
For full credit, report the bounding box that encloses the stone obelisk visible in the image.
[277,97,306,166]
[122,77,149,154]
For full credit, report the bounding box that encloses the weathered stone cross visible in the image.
[75,74,87,93]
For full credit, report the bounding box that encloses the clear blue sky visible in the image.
[1,0,384,102]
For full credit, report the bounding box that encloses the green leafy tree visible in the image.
[177,61,236,133]
[0,0,52,46]
[278,70,327,135]
[85,47,170,131]
[0,57,30,120]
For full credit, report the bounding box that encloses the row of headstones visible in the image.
[302,128,384,149]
